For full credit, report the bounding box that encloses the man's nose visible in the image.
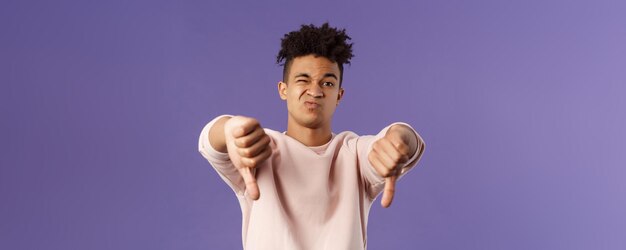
[307,84,323,98]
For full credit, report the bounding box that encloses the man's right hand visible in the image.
[223,116,272,200]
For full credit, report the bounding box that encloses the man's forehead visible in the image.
[289,55,340,76]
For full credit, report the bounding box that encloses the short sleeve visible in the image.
[355,122,426,200]
[198,114,246,196]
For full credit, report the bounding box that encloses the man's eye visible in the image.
[323,82,335,87]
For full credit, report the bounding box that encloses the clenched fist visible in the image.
[224,116,272,200]
[368,125,417,208]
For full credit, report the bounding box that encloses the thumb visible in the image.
[381,175,397,208]
[238,167,260,200]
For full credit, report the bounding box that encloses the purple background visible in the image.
[2,0,625,249]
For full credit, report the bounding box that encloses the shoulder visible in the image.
[333,130,371,154]
[336,130,359,139]
[261,128,284,147]
[262,127,283,137]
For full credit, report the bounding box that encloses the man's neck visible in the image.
[285,121,333,147]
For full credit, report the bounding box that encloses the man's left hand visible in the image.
[368,125,417,208]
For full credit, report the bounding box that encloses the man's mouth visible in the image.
[304,101,321,109]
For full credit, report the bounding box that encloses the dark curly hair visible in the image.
[276,22,354,86]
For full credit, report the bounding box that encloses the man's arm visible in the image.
[208,116,231,153]
[204,115,271,200]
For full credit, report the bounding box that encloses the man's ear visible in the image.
[336,87,344,105]
[278,81,287,100]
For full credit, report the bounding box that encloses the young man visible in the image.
[198,23,426,249]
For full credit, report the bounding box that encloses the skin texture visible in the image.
[209,54,419,207]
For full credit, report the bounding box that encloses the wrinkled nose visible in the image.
[307,84,323,98]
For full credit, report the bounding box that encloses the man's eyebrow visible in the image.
[323,73,338,80]
[294,73,338,80]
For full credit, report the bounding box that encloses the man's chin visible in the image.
[302,120,324,129]
[294,116,325,129]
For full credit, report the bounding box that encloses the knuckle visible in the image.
[262,135,270,145]
[392,155,402,165]
[248,159,258,167]
[394,153,408,164]
[372,142,381,152]
[368,152,376,162]
[241,148,252,157]
[240,139,251,147]
[247,123,259,131]
[398,144,410,154]
[380,168,391,177]
[259,154,269,163]
[237,148,245,157]
[243,158,253,168]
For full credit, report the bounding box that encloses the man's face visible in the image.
[278,54,344,129]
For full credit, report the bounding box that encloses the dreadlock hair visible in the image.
[276,22,354,87]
